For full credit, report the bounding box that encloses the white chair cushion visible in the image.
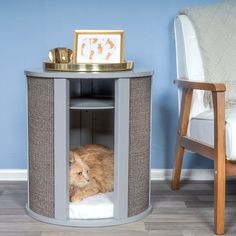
[174,15,209,121]
[190,108,236,161]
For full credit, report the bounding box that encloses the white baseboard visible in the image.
[0,169,214,181]
[0,169,27,181]
[151,169,214,181]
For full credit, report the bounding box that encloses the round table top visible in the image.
[25,68,153,79]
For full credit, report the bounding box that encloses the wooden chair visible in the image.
[172,15,236,235]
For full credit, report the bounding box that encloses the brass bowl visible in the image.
[49,48,73,63]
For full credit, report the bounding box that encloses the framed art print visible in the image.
[73,30,124,64]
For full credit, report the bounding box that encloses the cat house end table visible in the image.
[25,68,153,227]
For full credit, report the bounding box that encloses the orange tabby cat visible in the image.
[70,144,114,202]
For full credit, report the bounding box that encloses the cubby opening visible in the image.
[69,79,115,219]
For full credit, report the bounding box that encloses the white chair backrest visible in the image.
[174,15,210,121]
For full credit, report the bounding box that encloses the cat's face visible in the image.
[70,157,90,189]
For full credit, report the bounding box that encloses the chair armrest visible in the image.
[174,79,226,92]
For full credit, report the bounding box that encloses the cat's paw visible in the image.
[71,194,83,202]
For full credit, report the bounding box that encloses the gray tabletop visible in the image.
[24,68,154,79]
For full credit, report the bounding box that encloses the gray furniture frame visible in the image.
[25,69,153,227]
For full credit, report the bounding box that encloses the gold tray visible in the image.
[44,61,134,72]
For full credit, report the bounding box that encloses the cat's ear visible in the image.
[69,151,75,166]
[73,151,83,162]
[69,160,73,168]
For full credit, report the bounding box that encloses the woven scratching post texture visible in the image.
[128,77,151,217]
[28,77,55,218]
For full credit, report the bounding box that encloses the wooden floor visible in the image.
[1,181,236,236]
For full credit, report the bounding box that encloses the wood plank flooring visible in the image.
[0,181,236,235]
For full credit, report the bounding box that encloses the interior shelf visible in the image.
[70,97,114,110]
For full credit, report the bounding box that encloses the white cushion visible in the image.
[174,15,210,126]
[190,108,236,161]
[69,192,113,219]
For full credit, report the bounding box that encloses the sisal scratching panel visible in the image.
[128,77,151,217]
[28,77,55,218]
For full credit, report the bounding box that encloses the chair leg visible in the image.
[172,136,184,190]
[171,88,193,191]
[212,91,226,235]
[214,162,225,235]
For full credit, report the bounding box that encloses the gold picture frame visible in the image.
[73,30,124,64]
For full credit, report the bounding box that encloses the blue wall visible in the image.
[0,0,220,169]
